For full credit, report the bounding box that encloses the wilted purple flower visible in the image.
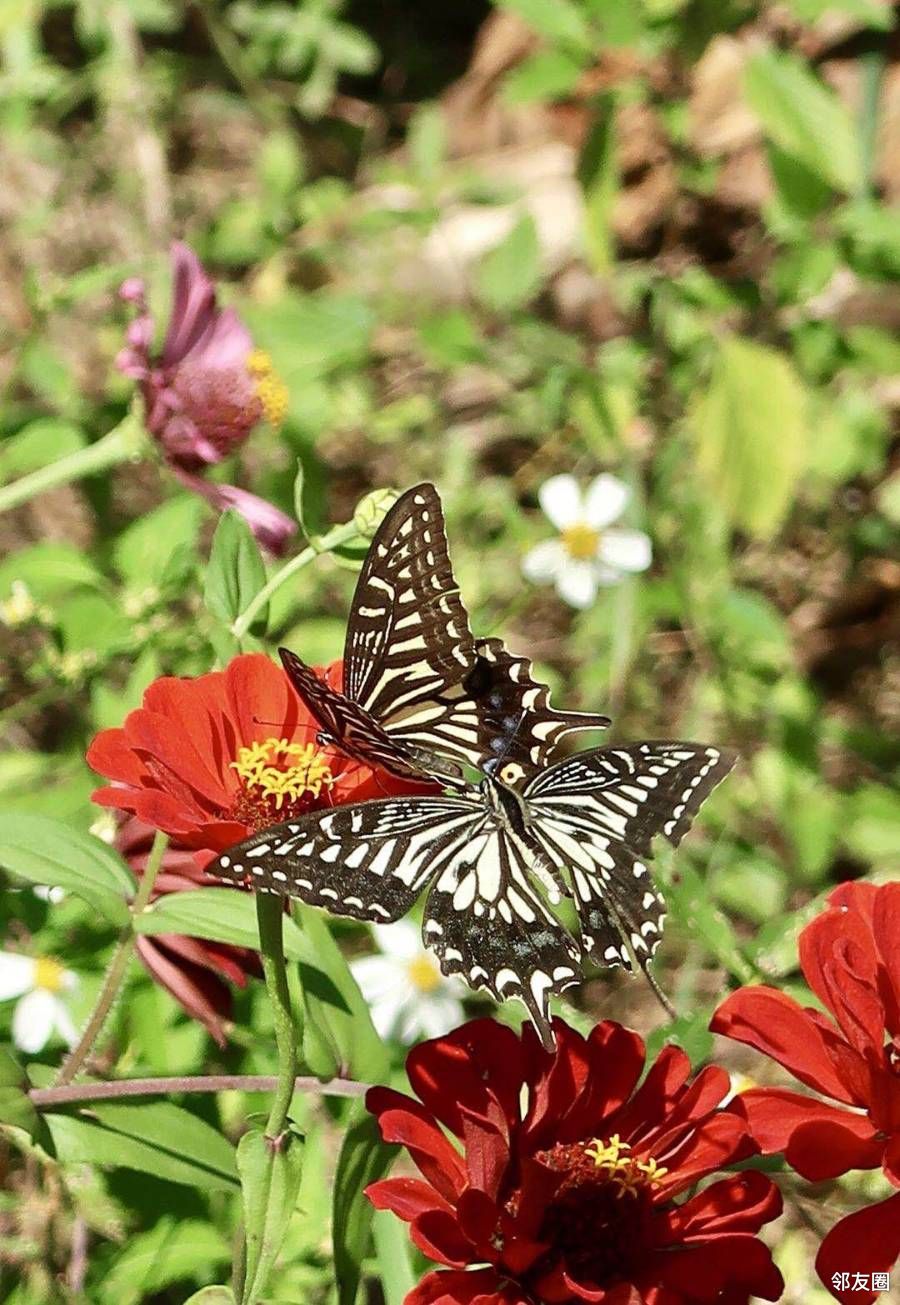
[117,242,296,554]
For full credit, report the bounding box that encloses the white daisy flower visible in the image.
[522,473,652,609]
[351,921,466,1044]
[0,951,78,1054]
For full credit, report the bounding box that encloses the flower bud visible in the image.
[353,487,400,539]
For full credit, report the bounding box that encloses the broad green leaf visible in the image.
[91,647,161,732]
[333,1106,397,1305]
[99,1218,230,1305]
[0,1048,43,1140]
[0,419,85,482]
[712,856,787,925]
[784,0,892,27]
[578,95,618,273]
[237,1127,305,1304]
[204,510,269,634]
[112,496,203,585]
[184,1291,236,1305]
[240,293,374,395]
[843,786,900,864]
[750,891,831,979]
[293,903,389,1082]
[745,49,861,193]
[373,1207,416,1305]
[655,845,757,984]
[56,590,132,654]
[0,542,104,601]
[691,337,807,538]
[0,812,133,923]
[45,1100,238,1190]
[135,888,305,960]
[475,215,542,314]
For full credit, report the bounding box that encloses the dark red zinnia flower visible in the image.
[366,1017,784,1305]
[711,881,900,1305]
[87,653,420,865]
[117,816,261,1046]
[117,242,295,554]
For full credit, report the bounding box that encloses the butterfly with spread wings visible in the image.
[279,483,610,787]
[210,740,735,1048]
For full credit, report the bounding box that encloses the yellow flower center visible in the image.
[247,349,289,428]
[584,1134,668,1199]
[407,954,442,994]
[33,957,67,994]
[231,737,333,809]
[561,523,600,561]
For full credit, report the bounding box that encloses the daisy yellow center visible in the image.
[247,349,289,428]
[584,1135,668,1198]
[33,957,67,994]
[561,523,600,561]
[407,954,442,994]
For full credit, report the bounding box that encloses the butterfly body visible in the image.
[211,740,735,1047]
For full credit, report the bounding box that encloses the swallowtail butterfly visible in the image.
[279,483,610,787]
[211,741,735,1048]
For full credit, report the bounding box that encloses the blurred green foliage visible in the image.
[1,0,898,1301]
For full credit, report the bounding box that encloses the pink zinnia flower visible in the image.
[117,242,295,554]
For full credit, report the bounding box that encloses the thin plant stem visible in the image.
[30,1074,368,1108]
[54,830,169,1086]
[0,413,146,516]
[230,518,361,640]
[256,894,298,1141]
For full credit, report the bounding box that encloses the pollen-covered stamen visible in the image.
[561,522,600,561]
[246,349,288,428]
[229,737,333,830]
[407,954,442,994]
[34,957,67,994]
[528,1134,668,1286]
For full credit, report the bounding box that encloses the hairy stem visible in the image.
[54,831,168,1086]
[256,895,299,1141]
[0,413,146,516]
[230,518,361,640]
[30,1074,367,1108]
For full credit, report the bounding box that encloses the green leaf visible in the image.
[112,496,203,586]
[655,845,757,984]
[45,1100,238,1191]
[843,785,900,864]
[204,510,269,634]
[135,888,300,956]
[56,591,132,654]
[237,1128,305,1304]
[373,1207,416,1305]
[99,1217,231,1305]
[184,1290,236,1305]
[744,49,861,193]
[293,904,389,1082]
[0,419,86,482]
[333,1106,397,1305]
[240,293,375,398]
[0,542,104,601]
[691,337,807,538]
[475,215,542,314]
[407,103,445,183]
[0,812,133,924]
[0,1048,43,1140]
[504,48,585,104]
[577,96,618,274]
[498,0,593,51]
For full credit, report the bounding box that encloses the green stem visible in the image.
[54,830,168,1086]
[255,895,298,1142]
[0,413,146,516]
[230,519,361,640]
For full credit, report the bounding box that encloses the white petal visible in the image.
[12,989,56,1053]
[584,474,630,528]
[350,956,402,1004]
[418,994,465,1041]
[371,920,420,961]
[598,528,652,574]
[52,999,78,1048]
[555,561,599,609]
[0,953,37,1001]
[538,475,583,530]
[522,539,566,584]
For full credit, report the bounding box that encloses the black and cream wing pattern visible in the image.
[280,483,609,784]
[210,740,735,1047]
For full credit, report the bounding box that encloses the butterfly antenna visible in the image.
[642,963,676,1021]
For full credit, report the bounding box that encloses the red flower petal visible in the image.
[365,1176,453,1224]
[412,1209,479,1268]
[653,1111,752,1198]
[732,1087,881,1177]
[135,936,229,1046]
[873,884,900,1038]
[662,1172,782,1237]
[800,907,885,1059]
[407,1020,524,1140]
[815,1191,900,1305]
[407,1268,530,1305]
[711,985,858,1104]
[366,1090,467,1201]
[653,1231,783,1303]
